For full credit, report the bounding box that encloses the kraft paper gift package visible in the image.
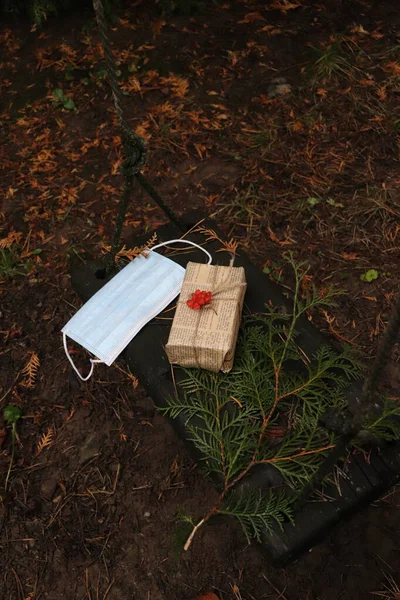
[165,261,247,373]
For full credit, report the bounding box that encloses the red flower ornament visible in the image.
[186,289,212,310]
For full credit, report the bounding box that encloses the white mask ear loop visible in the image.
[63,332,103,382]
[149,239,212,264]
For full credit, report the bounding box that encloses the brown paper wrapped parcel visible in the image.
[165,261,247,373]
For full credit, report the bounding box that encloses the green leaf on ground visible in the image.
[327,198,344,208]
[63,98,76,110]
[360,269,379,282]
[3,405,22,424]
[53,88,65,101]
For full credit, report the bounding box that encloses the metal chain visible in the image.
[91,0,184,274]
[92,0,146,173]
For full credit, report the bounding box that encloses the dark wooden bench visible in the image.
[71,213,400,565]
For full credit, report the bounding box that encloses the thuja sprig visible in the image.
[162,255,364,549]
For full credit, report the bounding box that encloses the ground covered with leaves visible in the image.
[1,0,400,598]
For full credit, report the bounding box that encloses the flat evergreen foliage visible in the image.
[162,255,400,549]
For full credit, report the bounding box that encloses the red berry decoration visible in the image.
[187,289,212,310]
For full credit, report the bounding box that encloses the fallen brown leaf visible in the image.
[20,352,40,388]
[152,19,166,37]
[383,61,400,75]
[238,11,265,24]
[350,24,369,35]
[359,78,375,87]
[268,0,301,13]
[342,252,357,260]
[259,25,282,34]
[36,427,54,456]
[377,86,387,101]
[291,121,304,132]
[268,226,292,246]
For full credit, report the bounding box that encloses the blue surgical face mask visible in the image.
[62,239,212,380]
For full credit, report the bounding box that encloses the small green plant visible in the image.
[0,243,40,279]
[65,64,75,81]
[247,128,278,154]
[94,69,108,80]
[360,269,379,283]
[211,185,265,242]
[52,88,76,111]
[305,196,344,210]
[3,405,21,491]
[262,263,285,283]
[326,198,344,208]
[311,39,352,84]
[31,0,57,26]
[0,246,25,278]
[172,510,195,560]
[307,196,320,207]
[86,68,111,88]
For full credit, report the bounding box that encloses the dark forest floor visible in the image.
[1,0,400,598]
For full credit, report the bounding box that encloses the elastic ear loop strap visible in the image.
[63,332,103,381]
[149,239,213,264]
[64,238,212,380]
